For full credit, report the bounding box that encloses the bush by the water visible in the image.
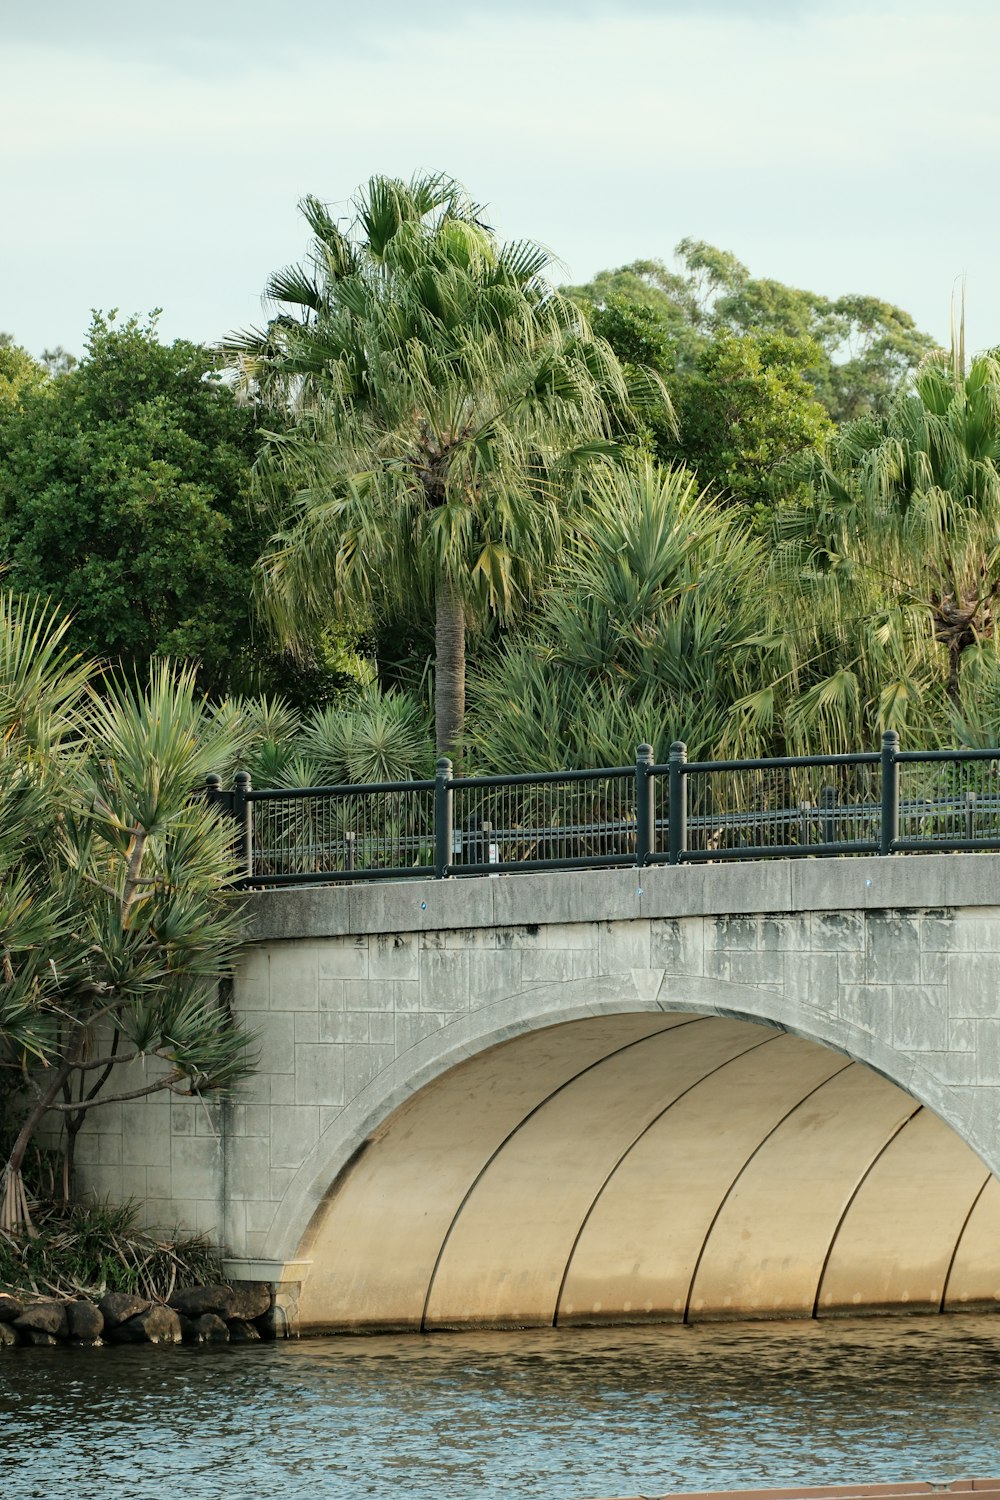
[0,1198,223,1301]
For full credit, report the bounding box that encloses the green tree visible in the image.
[230,174,646,755]
[658,331,833,513]
[0,334,48,409]
[0,613,256,1235]
[782,349,1000,725]
[0,315,264,693]
[569,242,938,424]
[466,459,782,769]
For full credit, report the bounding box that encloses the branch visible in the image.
[75,1046,137,1072]
[43,1071,188,1111]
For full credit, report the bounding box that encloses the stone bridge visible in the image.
[77,855,1000,1333]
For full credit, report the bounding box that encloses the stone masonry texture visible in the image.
[72,855,1000,1268]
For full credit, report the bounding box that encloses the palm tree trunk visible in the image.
[948,639,963,705]
[435,577,465,758]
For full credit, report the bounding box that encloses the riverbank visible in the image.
[0,1280,276,1347]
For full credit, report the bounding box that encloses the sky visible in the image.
[6,0,1000,359]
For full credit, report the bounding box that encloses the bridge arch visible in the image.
[264,970,1000,1334]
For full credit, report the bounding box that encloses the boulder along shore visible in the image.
[0,1282,277,1348]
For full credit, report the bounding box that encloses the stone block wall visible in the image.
[70,855,1000,1273]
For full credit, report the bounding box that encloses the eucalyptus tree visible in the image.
[568,242,937,423]
[229,174,652,756]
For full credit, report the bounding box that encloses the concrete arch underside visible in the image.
[295,1012,1000,1333]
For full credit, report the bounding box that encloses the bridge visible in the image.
[75,849,1000,1334]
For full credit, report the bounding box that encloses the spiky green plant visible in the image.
[1,650,258,1235]
[0,1198,223,1300]
[467,459,782,769]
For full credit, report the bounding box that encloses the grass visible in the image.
[0,1198,224,1302]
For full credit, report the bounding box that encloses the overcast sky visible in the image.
[6,0,1000,358]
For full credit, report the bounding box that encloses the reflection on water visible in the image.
[3,1316,1000,1500]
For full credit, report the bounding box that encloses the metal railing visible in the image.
[204,733,1000,887]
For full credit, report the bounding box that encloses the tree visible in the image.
[781,349,1000,722]
[0,315,266,694]
[228,174,648,756]
[466,459,782,769]
[0,611,256,1235]
[0,334,48,409]
[657,331,833,514]
[568,242,938,424]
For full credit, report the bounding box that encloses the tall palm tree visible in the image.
[227,174,658,756]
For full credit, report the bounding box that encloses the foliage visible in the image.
[210,684,433,788]
[0,601,257,1234]
[780,350,1000,723]
[657,331,833,513]
[567,243,936,516]
[569,241,938,423]
[466,460,782,769]
[466,441,1000,768]
[0,1198,222,1300]
[0,315,268,694]
[0,335,48,409]
[229,173,653,754]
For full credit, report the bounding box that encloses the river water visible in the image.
[3,1316,1000,1500]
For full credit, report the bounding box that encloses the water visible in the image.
[3,1316,1000,1500]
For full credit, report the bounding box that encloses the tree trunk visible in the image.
[948,639,963,706]
[1,1057,74,1235]
[435,578,465,759]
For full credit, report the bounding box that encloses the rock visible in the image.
[0,1322,20,1348]
[66,1300,104,1343]
[14,1300,67,1337]
[177,1313,200,1343]
[110,1305,182,1345]
[191,1313,229,1343]
[0,1293,24,1323]
[22,1329,60,1347]
[99,1292,150,1330]
[227,1282,271,1321]
[169,1284,235,1320]
[253,1311,276,1340]
[226,1318,261,1342]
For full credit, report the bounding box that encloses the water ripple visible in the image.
[3,1316,1000,1499]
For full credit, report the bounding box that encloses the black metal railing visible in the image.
[205,733,1000,887]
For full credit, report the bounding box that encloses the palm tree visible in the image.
[227,173,657,756]
[781,348,1000,730]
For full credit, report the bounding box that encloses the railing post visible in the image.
[635,743,655,866]
[820,784,836,845]
[880,731,899,856]
[668,741,688,866]
[232,771,253,884]
[204,772,227,814]
[434,757,453,878]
